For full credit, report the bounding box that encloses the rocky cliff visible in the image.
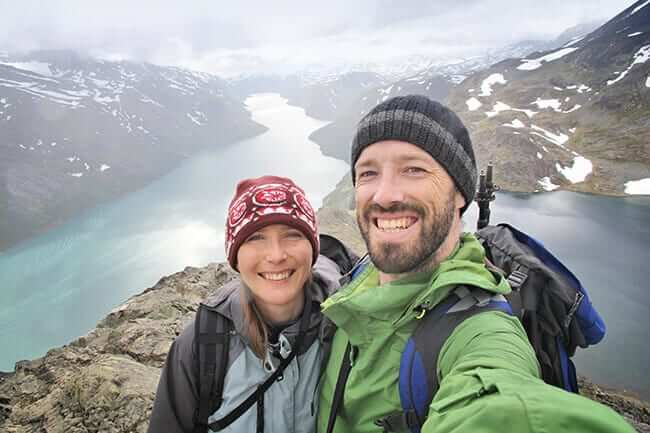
[0,263,237,433]
[0,230,648,432]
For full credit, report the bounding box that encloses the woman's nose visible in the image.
[265,240,288,263]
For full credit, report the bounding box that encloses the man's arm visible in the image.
[147,323,199,433]
[422,311,635,433]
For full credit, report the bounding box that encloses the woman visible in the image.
[147,175,356,433]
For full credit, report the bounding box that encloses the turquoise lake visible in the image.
[1,93,649,399]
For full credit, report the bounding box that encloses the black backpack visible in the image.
[326,224,607,433]
[192,234,359,433]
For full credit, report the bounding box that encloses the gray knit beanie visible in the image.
[351,94,477,214]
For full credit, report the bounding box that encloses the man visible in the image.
[317,95,634,433]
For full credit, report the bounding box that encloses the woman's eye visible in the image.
[286,230,305,240]
[245,234,264,242]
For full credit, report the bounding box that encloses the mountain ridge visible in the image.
[0,51,267,251]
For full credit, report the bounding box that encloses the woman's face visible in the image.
[237,224,313,321]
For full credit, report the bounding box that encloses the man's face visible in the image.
[354,140,464,275]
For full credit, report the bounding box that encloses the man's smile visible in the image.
[374,216,417,232]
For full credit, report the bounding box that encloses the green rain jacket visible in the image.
[317,233,634,433]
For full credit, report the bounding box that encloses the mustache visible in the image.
[361,202,425,221]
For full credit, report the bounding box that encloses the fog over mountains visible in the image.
[1,1,648,251]
[0,51,266,250]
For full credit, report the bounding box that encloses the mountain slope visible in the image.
[447,1,650,194]
[309,74,453,161]
[0,51,266,250]
[305,21,605,165]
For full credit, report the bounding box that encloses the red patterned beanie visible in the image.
[225,175,319,271]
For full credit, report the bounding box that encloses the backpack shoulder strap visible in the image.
[377,286,512,433]
[326,341,354,433]
[193,305,231,433]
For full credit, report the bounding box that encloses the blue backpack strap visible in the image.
[376,286,513,433]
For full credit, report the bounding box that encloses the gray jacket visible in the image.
[147,254,346,433]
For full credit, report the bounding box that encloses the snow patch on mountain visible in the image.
[187,112,203,126]
[538,177,560,191]
[625,178,650,195]
[562,36,585,48]
[1,61,53,77]
[0,77,86,107]
[628,0,650,17]
[503,119,526,129]
[517,47,580,71]
[486,101,537,118]
[646,76,650,87]
[466,97,482,111]
[607,45,650,86]
[556,156,592,183]
[628,32,643,37]
[532,98,562,111]
[486,101,511,117]
[531,124,569,147]
[479,73,506,96]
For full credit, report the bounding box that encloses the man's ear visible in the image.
[454,190,466,210]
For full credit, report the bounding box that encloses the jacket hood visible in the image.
[202,254,342,354]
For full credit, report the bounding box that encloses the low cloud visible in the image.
[0,0,636,76]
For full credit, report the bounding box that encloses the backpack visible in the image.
[192,234,359,433]
[326,223,606,433]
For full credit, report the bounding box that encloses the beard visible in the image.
[357,190,456,275]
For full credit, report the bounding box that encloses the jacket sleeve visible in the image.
[147,322,199,433]
[422,311,635,433]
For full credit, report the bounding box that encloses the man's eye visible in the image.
[357,170,377,180]
[245,234,264,242]
[405,167,426,174]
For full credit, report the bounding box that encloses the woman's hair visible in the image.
[239,275,313,358]
[240,288,269,358]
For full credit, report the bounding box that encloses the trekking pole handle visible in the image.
[476,164,499,230]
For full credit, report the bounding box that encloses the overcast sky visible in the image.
[0,0,638,77]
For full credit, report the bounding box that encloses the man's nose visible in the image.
[372,173,404,208]
[265,239,288,263]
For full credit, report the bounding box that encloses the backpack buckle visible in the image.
[375,410,422,432]
[507,270,528,289]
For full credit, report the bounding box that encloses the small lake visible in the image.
[0,94,648,399]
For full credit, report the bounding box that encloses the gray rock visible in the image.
[0,263,236,432]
